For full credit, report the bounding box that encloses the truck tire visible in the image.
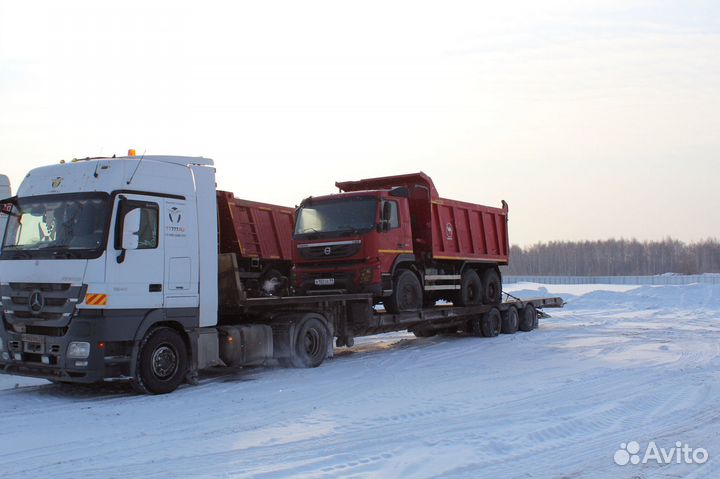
[481,269,502,305]
[481,308,501,337]
[501,306,519,334]
[384,270,423,314]
[260,269,284,296]
[519,304,537,332]
[131,327,188,395]
[289,316,329,368]
[454,269,482,306]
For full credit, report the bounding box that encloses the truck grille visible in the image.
[1,282,85,326]
[298,241,361,259]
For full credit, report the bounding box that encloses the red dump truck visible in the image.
[216,191,294,296]
[292,172,509,312]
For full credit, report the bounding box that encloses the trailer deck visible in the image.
[222,293,565,347]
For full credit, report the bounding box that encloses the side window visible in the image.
[388,201,399,229]
[137,206,159,249]
[115,199,159,250]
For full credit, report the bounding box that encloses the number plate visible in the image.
[22,334,45,354]
[314,278,335,286]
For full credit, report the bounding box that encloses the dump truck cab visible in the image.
[292,188,414,297]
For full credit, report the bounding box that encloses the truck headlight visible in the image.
[359,266,374,284]
[67,341,90,359]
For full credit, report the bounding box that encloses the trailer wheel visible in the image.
[481,308,502,337]
[481,269,502,304]
[519,304,537,332]
[501,306,519,334]
[454,269,482,306]
[289,316,329,368]
[384,270,423,313]
[131,327,188,395]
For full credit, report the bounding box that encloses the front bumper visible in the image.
[0,313,130,384]
[294,265,383,297]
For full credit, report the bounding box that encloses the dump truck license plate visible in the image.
[314,278,335,286]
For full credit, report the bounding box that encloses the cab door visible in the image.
[105,194,164,309]
[163,197,199,309]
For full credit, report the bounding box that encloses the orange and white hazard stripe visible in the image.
[85,293,108,306]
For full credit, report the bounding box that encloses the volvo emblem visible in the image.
[324,247,332,256]
[28,290,45,314]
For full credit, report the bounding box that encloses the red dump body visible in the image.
[335,172,509,264]
[216,191,294,261]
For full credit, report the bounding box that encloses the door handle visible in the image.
[149,284,162,292]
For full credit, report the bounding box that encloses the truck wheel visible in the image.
[290,316,329,368]
[260,269,284,296]
[454,269,482,306]
[481,308,501,337]
[132,327,188,395]
[501,306,519,334]
[481,269,502,304]
[519,304,537,332]
[384,270,423,314]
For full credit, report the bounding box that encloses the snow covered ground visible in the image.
[2,283,719,478]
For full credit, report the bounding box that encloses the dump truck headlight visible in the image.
[67,342,90,359]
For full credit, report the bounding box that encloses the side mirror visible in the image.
[121,208,142,250]
[378,202,392,232]
[382,202,392,221]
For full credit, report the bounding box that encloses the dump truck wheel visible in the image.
[519,304,537,332]
[385,270,423,313]
[132,327,188,395]
[481,308,501,337]
[454,269,482,306]
[501,306,519,334]
[481,269,502,304]
[260,269,284,296]
[290,316,329,368]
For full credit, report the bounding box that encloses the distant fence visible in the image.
[504,275,720,285]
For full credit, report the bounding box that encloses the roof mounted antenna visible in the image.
[126,149,146,185]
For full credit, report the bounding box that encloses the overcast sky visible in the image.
[1,0,718,246]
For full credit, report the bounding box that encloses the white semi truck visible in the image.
[0,155,562,394]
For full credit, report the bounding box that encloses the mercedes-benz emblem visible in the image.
[29,290,45,314]
[324,247,332,256]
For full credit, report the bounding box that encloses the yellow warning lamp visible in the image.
[128,149,136,157]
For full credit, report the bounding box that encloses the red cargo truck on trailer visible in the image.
[217,191,294,296]
[292,172,509,312]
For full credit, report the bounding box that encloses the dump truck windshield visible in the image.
[1,193,111,259]
[294,197,377,238]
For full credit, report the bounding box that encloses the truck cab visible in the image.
[292,189,414,298]
[0,156,219,392]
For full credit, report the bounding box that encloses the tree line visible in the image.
[503,238,720,276]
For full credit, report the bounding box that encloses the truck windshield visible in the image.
[1,193,111,259]
[294,197,377,238]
